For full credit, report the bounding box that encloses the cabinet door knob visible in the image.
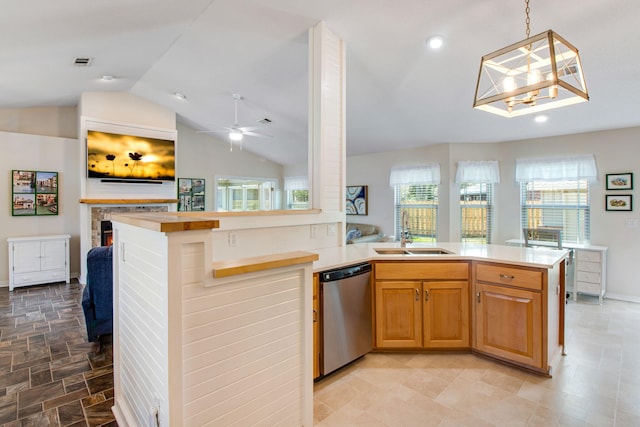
[424,289,429,302]
[477,292,481,303]
[415,288,420,301]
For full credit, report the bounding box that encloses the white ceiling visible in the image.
[3,0,640,166]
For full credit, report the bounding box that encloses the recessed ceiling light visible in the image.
[426,35,444,50]
[174,92,187,100]
[534,114,548,123]
[101,75,114,81]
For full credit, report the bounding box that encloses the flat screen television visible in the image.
[87,130,175,182]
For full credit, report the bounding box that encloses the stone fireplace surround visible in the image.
[90,205,168,248]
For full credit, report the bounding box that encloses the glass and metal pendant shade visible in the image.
[473,2,588,117]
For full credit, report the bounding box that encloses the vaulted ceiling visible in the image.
[3,0,640,165]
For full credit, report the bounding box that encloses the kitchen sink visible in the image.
[374,248,454,255]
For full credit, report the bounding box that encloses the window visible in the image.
[520,179,590,244]
[460,183,493,243]
[515,154,596,245]
[456,160,500,244]
[284,176,309,209]
[390,164,441,243]
[216,177,275,211]
[394,184,438,242]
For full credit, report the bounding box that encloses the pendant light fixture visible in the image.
[473,0,589,117]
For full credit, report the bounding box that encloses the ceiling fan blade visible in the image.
[196,130,229,134]
[238,126,265,132]
[243,131,273,139]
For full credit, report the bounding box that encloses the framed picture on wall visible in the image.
[606,194,632,211]
[606,173,633,190]
[346,185,368,215]
[177,177,205,211]
[11,170,59,216]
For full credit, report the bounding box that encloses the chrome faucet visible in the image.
[400,210,412,247]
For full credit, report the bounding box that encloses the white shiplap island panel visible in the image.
[111,216,316,427]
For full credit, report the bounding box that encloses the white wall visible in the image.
[348,126,640,301]
[176,123,284,211]
[0,131,81,283]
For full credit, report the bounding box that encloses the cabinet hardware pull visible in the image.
[415,288,420,301]
[477,292,481,303]
[313,309,318,322]
[424,289,429,302]
[499,274,515,279]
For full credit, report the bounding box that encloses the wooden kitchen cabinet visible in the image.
[375,280,422,348]
[374,262,470,349]
[423,281,469,348]
[474,262,554,372]
[313,273,321,379]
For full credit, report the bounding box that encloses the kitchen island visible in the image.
[311,242,568,378]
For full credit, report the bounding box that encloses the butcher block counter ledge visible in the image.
[212,251,319,278]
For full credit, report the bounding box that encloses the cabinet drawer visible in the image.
[576,260,601,273]
[13,269,66,286]
[576,281,602,295]
[576,250,602,263]
[576,270,600,283]
[375,262,468,280]
[476,263,542,291]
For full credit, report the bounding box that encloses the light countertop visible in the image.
[311,242,570,272]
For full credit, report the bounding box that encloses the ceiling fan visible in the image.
[198,93,272,150]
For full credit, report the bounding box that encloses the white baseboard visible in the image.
[605,293,640,304]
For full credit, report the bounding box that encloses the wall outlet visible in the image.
[310,225,318,238]
[228,232,238,246]
[327,224,336,236]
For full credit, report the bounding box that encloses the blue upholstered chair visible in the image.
[82,245,113,342]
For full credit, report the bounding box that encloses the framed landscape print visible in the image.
[346,185,368,215]
[606,173,633,190]
[606,194,632,211]
[12,170,59,216]
[177,177,205,211]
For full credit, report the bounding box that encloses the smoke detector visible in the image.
[258,118,272,125]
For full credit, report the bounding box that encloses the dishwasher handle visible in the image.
[320,262,372,282]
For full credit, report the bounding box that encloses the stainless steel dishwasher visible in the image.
[320,262,372,376]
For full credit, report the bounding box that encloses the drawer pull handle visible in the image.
[499,274,515,279]
[313,309,318,323]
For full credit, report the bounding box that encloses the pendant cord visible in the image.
[525,0,531,38]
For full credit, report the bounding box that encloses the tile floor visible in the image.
[2,281,639,426]
[314,296,640,426]
[0,281,116,427]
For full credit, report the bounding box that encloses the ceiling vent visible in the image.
[258,118,272,125]
[73,57,93,66]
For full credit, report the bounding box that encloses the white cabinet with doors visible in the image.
[7,234,70,291]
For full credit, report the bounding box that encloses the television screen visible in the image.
[87,130,175,181]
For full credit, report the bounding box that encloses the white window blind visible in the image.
[390,164,440,242]
[284,176,308,190]
[394,184,438,242]
[460,183,493,243]
[516,155,595,244]
[520,180,590,244]
[456,161,498,244]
